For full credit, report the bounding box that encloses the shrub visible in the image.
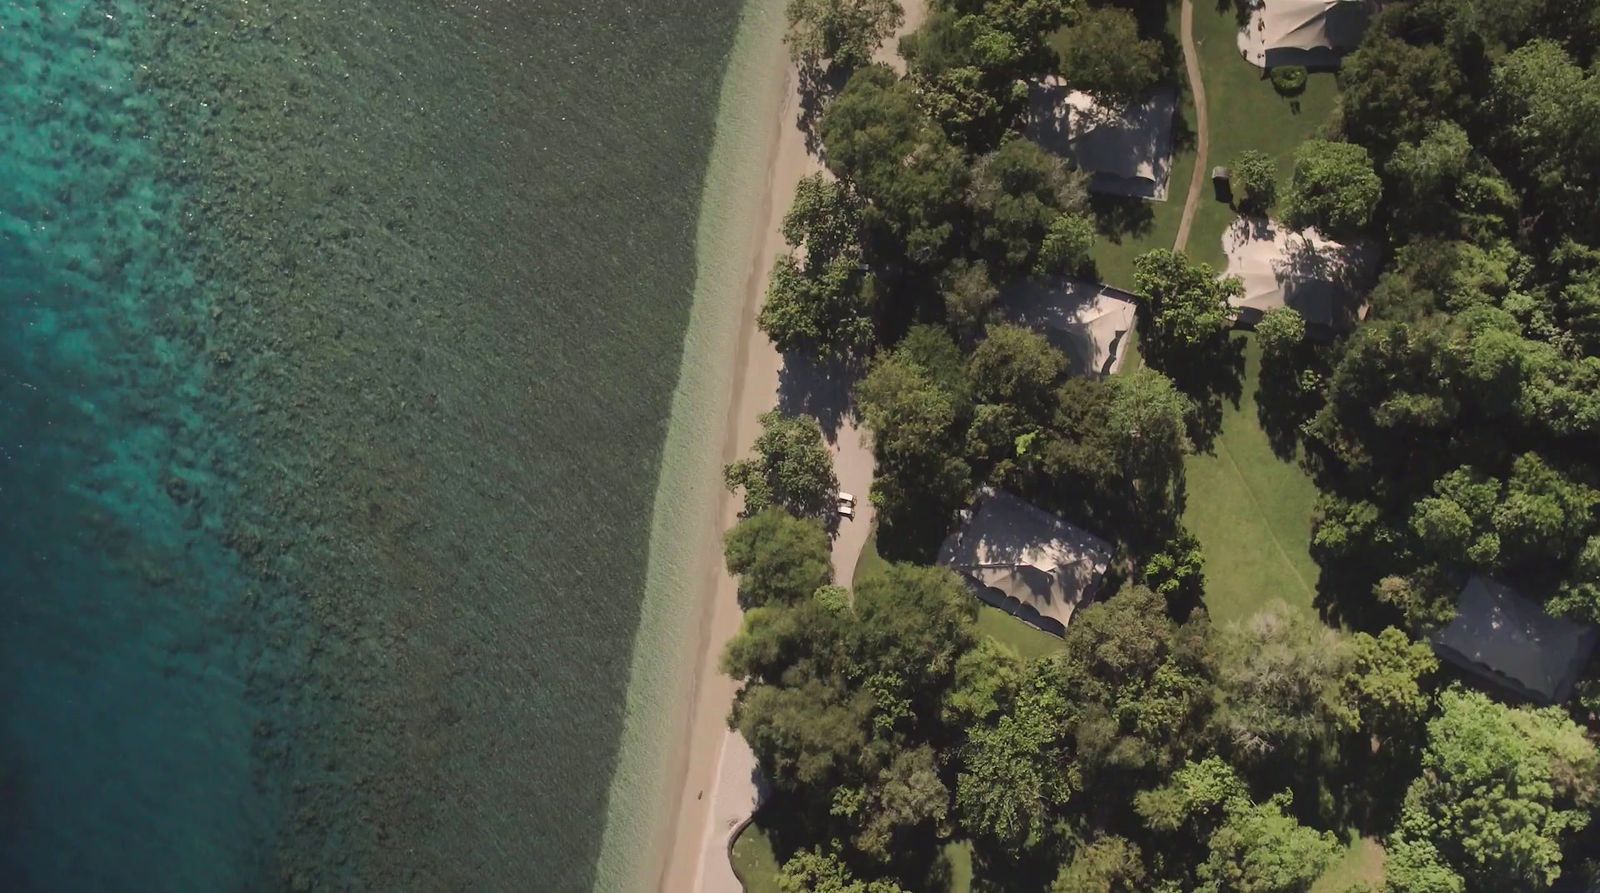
[1270,65,1307,96]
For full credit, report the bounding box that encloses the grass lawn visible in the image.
[1185,1,1340,270]
[1182,333,1321,624]
[730,820,783,893]
[856,529,1067,661]
[1312,836,1387,893]
[1079,0,1195,291]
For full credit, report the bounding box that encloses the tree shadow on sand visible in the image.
[797,65,852,156]
[777,350,860,443]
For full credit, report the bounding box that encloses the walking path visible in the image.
[1173,0,1210,253]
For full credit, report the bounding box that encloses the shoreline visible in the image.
[652,17,821,893]
[601,1,927,888]
[591,1,798,889]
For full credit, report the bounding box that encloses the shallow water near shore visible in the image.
[2,1,747,889]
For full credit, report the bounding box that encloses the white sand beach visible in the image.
[600,1,925,890]
[650,2,925,891]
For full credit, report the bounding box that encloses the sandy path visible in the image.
[1173,0,1210,253]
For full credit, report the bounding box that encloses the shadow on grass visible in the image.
[1090,193,1156,245]
[1252,346,1321,461]
[1147,334,1246,454]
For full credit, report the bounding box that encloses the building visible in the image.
[999,278,1139,377]
[1432,575,1600,704]
[1026,79,1178,201]
[1237,0,1371,70]
[1222,217,1373,333]
[937,490,1113,636]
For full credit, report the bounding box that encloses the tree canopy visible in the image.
[785,0,905,75]
[1282,140,1383,236]
[726,410,840,519]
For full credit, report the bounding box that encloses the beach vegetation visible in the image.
[821,66,969,266]
[760,174,875,357]
[726,409,841,519]
[785,0,906,76]
[724,508,834,607]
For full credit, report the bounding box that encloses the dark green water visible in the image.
[1,2,744,889]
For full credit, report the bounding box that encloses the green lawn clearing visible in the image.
[730,820,783,893]
[1312,836,1387,893]
[1186,1,1340,270]
[1181,333,1321,624]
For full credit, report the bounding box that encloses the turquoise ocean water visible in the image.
[1,2,745,889]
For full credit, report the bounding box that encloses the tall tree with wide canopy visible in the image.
[724,508,834,607]
[1132,250,1240,356]
[1389,688,1599,893]
[1052,6,1165,107]
[966,137,1089,275]
[785,0,905,75]
[821,66,969,265]
[1282,140,1383,237]
[726,410,840,519]
[760,173,874,357]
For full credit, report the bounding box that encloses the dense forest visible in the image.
[722,0,1600,890]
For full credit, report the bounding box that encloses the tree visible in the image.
[1132,250,1240,353]
[1232,150,1277,214]
[1052,836,1148,893]
[1195,792,1339,893]
[760,174,874,356]
[1282,140,1382,236]
[1106,367,1192,517]
[1337,34,1464,157]
[1057,587,1215,780]
[968,323,1068,414]
[1255,307,1306,359]
[785,0,904,74]
[942,637,1026,727]
[1212,603,1350,762]
[1053,7,1164,106]
[967,138,1089,274]
[726,410,840,518]
[1489,39,1600,230]
[821,66,968,264]
[1139,759,1338,893]
[955,667,1073,854]
[1142,529,1207,614]
[1389,688,1599,892]
[724,508,834,606]
[1035,212,1097,277]
[845,745,952,862]
[847,564,979,721]
[778,848,908,893]
[1334,627,1437,744]
[942,259,1000,332]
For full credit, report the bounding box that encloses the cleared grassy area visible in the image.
[1312,836,1386,893]
[1186,1,1340,269]
[976,603,1069,660]
[730,820,783,893]
[1182,333,1321,623]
